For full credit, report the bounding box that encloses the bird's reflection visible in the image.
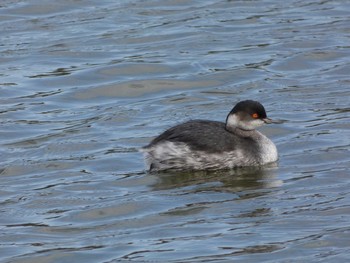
[150,164,282,198]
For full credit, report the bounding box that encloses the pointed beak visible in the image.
[263,118,283,124]
[263,118,273,124]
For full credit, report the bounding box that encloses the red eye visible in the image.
[252,113,259,119]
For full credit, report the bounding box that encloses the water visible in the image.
[1,0,350,262]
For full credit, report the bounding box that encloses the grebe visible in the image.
[142,100,278,172]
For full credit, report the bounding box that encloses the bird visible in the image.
[142,100,278,172]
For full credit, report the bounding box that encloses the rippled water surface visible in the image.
[1,0,350,262]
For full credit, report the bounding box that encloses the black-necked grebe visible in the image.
[142,100,278,172]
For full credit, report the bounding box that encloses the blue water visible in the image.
[1,0,350,262]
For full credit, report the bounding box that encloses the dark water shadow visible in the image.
[150,164,282,198]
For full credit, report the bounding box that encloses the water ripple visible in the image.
[1,0,350,262]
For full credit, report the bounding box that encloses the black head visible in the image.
[230,100,267,119]
[226,100,272,131]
